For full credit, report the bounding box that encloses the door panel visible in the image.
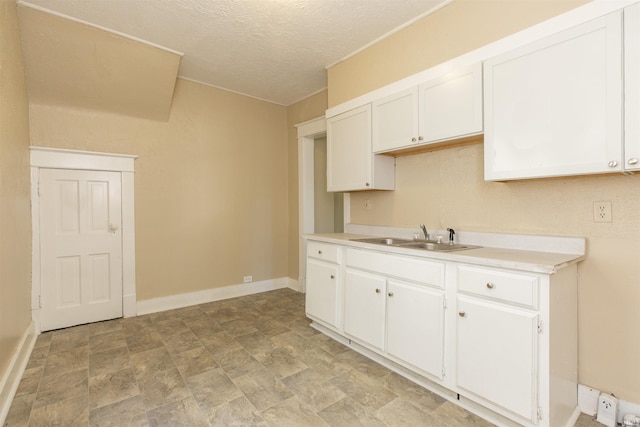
[40,168,123,331]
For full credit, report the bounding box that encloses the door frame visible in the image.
[295,117,350,293]
[30,147,137,332]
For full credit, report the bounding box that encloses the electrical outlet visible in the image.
[593,201,612,223]
[243,276,252,283]
[597,394,618,427]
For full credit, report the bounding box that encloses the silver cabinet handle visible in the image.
[608,160,619,168]
[486,282,495,289]
[418,136,424,141]
[411,137,417,142]
[388,292,394,297]
[628,158,638,165]
[375,288,381,294]
[459,311,466,317]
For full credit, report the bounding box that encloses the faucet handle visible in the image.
[447,228,456,244]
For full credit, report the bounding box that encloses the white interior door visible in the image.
[39,168,123,331]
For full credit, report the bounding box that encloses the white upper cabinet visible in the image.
[484,11,623,181]
[625,3,640,171]
[372,63,483,153]
[420,63,483,144]
[372,87,420,153]
[327,104,395,192]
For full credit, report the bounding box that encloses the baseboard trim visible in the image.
[137,277,297,315]
[0,321,37,426]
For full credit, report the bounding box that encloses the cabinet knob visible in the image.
[365,182,370,187]
[486,282,495,289]
[375,288,381,294]
[628,158,639,165]
[330,275,335,279]
[318,250,322,255]
[608,160,619,168]
[388,292,394,297]
[458,311,466,317]
[418,136,424,141]
[411,137,417,142]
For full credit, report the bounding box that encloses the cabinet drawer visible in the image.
[458,265,538,308]
[346,248,444,288]
[307,241,340,263]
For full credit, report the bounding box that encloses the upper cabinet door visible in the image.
[419,62,483,144]
[484,12,623,181]
[372,63,483,154]
[372,87,420,153]
[327,104,395,192]
[625,3,640,171]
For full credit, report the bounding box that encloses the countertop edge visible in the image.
[304,233,585,275]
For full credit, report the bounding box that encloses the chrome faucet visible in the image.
[420,224,429,240]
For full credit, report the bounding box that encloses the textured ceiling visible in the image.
[18,0,449,106]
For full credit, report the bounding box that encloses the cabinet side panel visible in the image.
[548,264,578,426]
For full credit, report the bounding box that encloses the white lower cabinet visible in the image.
[386,280,444,379]
[305,241,342,329]
[305,239,578,427]
[343,248,446,380]
[343,269,387,351]
[456,296,538,422]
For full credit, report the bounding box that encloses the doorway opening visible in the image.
[296,117,347,293]
[313,136,344,234]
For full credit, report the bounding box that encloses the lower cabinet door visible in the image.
[456,296,538,422]
[344,269,386,350]
[386,280,445,379]
[305,259,339,327]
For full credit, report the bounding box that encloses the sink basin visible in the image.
[350,237,479,252]
[398,241,479,252]
[350,237,413,245]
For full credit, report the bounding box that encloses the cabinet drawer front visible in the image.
[458,265,538,308]
[307,241,340,263]
[346,248,444,288]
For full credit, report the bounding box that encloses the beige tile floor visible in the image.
[5,288,600,426]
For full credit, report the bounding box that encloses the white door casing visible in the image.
[39,169,123,331]
[30,147,137,333]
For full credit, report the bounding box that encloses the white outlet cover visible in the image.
[578,384,600,416]
[597,394,619,427]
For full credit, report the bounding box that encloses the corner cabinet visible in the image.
[326,104,395,192]
[484,11,623,180]
[372,63,483,154]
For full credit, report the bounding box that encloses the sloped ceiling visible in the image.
[17,4,182,121]
[18,0,450,107]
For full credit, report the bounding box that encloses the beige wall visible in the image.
[328,0,587,107]
[0,0,33,383]
[285,90,328,281]
[29,79,289,301]
[327,0,640,403]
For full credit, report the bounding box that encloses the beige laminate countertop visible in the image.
[305,233,585,275]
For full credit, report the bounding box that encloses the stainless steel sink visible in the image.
[350,237,413,245]
[350,237,479,252]
[398,241,479,252]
